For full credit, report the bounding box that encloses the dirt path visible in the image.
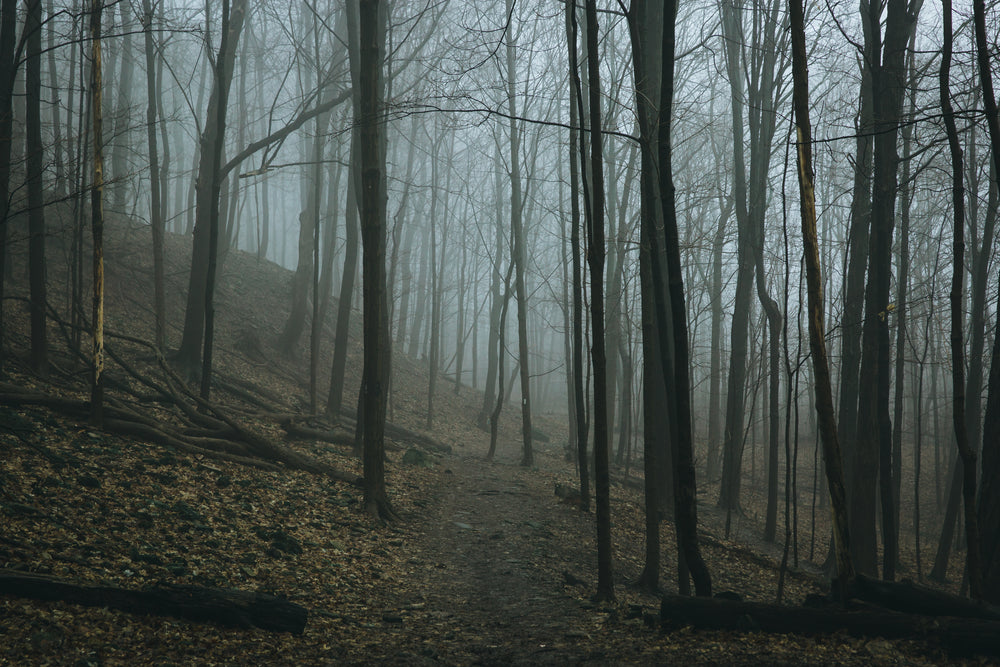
[369,452,619,665]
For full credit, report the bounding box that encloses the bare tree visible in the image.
[26,0,48,375]
[787,0,854,598]
[355,0,393,520]
[89,0,106,426]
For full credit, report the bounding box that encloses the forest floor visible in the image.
[1,416,964,666]
[0,217,983,665]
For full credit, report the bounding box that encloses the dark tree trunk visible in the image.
[426,136,442,430]
[142,0,165,352]
[478,146,505,429]
[853,0,912,580]
[89,0,105,426]
[175,0,247,378]
[788,0,855,596]
[26,0,47,375]
[972,0,1000,605]
[940,0,983,600]
[717,0,753,512]
[505,0,533,467]
[327,137,360,419]
[0,0,17,371]
[656,0,710,597]
[355,0,392,520]
[0,571,307,635]
[566,0,589,511]
[838,0,874,553]
[580,0,613,601]
[110,0,133,213]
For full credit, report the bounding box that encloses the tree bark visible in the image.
[788,0,855,596]
[26,0,47,375]
[175,0,247,378]
[972,0,1000,605]
[656,0,711,597]
[0,570,307,634]
[0,0,14,372]
[354,0,393,520]
[89,0,106,427]
[142,0,165,353]
[940,0,983,600]
[566,0,589,512]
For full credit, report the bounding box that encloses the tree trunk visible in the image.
[89,0,105,426]
[0,570,307,634]
[0,0,17,371]
[426,134,442,430]
[717,0,753,512]
[175,0,247,378]
[940,0,983,600]
[354,0,393,520]
[504,0,533,467]
[656,0,711,597]
[838,0,874,553]
[326,136,360,419]
[853,0,912,580]
[972,0,1000,605]
[26,0,47,375]
[142,0,165,352]
[788,0,855,596]
[110,0,133,212]
[580,0,612,601]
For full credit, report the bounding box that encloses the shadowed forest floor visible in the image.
[0,220,979,664]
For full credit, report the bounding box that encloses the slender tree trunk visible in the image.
[891,35,917,564]
[26,0,48,375]
[426,135,441,429]
[327,138,360,418]
[657,0,711,597]
[838,0,874,546]
[504,0,533,467]
[44,0,64,197]
[175,0,246,379]
[142,0,165,352]
[717,0,753,512]
[707,196,731,481]
[565,0,589,510]
[110,0,133,212]
[199,0,245,400]
[971,0,1000,603]
[355,0,392,519]
[0,0,17,371]
[89,0,105,426]
[788,0,854,598]
[478,146,504,428]
[853,0,911,580]
[581,0,612,601]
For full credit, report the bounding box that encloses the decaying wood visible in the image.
[0,570,307,634]
[660,594,1000,657]
[852,573,1000,621]
[280,418,403,452]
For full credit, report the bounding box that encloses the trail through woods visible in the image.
[398,455,599,664]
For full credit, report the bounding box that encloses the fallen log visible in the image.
[852,573,1000,621]
[0,570,307,634]
[660,594,1000,657]
[280,419,402,452]
[337,409,451,453]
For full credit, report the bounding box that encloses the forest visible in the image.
[2,0,1000,662]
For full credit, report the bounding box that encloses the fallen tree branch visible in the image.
[0,569,307,634]
[660,594,1000,658]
